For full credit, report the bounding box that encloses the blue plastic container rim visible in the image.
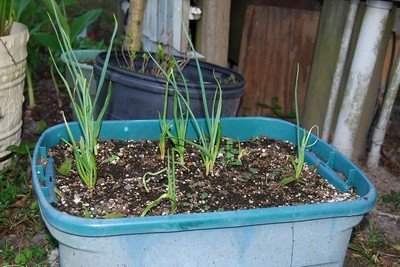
[32,117,376,237]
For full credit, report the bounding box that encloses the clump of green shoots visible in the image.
[158,72,172,161]
[165,66,191,164]
[150,15,223,176]
[48,2,118,188]
[171,20,223,175]
[141,149,177,217]
[0,0,14,36]
[122,42,189,77]
[219,138,244,166]
[148,49,190,163]
[178,69,223,176]
[280,64,318,185]
[160,62,222,175]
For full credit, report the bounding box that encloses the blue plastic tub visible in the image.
[32,117,376,267]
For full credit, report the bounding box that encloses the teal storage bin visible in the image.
[32,117,376,266]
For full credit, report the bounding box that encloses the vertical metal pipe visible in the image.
[332,0,392,158]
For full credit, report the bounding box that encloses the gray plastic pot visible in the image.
[60,49,104,100]
[32,117,376,266]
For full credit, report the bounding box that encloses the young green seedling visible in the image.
[142,168,167,193]
[280,64,318,185]
[48,2,118,188]
[167,67,190,164]
[140,53,149,74]
[150,13,223,176]
[155,55,189,163]
[176,16,223,176]
[173,72,223,176]
[141,149,177,217]
[220,138,243,166]
[158,71,172,161]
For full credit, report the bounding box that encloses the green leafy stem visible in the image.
[48,1,118,188]
[280,64,319,185]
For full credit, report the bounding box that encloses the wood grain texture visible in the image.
[302,1,351,131]
[141,0,190,53]
[196,0,231,67]
[238,5,319,116]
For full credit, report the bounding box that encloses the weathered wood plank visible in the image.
[302,1,350,131]
[237,5,320,117]
[142,0,190,53]
[195,0,231,67]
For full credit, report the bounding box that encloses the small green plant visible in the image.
[0,0,14,36]
[258,97,296,119]
[219,138,243,166]
[162,28,221,176]
[164,66,191,164]
[381,190,400,211]
[103,155,119,164]
[157,65,174,161]
[149,49,190,163]
[280,64,318,185]
[57,158,72,176]
[348,221,386,265]
[141,149,177,217]
[0,154,52,266]
[48,2,118,188]
[173,72,223,175]
[140,52,150,74]
[145,14,223,175]
[168,25,223,175]
[15,0,104,108]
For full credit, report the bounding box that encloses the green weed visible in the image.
[258,97,296,119]
[219,138,243,167]
[348,221,386,265]
[381,191,400,211]
[0,242,48,266]
[141,149,177,216]
[0,154,55,266]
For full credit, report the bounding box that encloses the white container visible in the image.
[0,22,29,168]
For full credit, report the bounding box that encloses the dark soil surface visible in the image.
[23,79,72,142]
[49,138,356,218]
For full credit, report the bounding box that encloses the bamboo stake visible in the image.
[123,0,147,51]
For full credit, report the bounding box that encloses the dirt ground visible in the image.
[344,93,400,266]
[366,168,400,244]
[345,167,400,266]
